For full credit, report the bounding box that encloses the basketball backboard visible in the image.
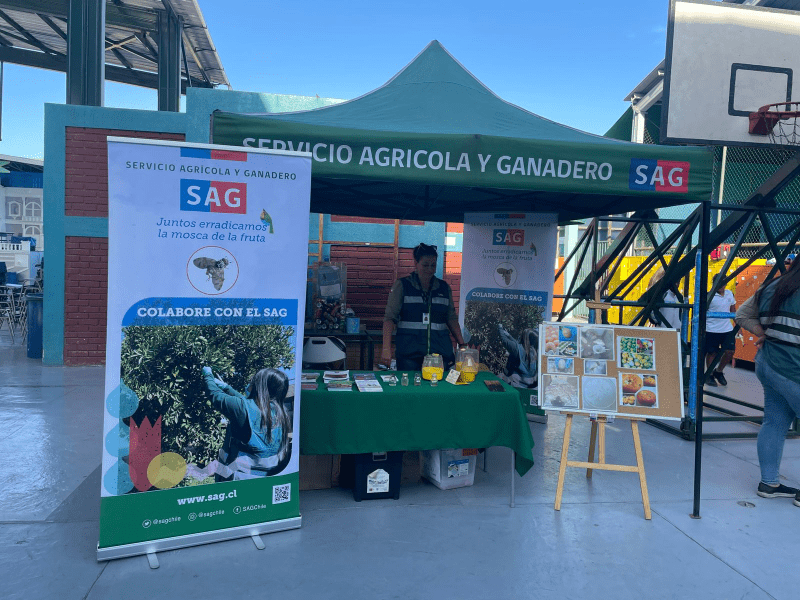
[662,0,800,147]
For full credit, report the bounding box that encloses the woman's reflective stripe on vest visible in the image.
[758,280,800,347]
[395,273,454,363]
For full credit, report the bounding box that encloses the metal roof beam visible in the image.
[134,30,157,59]
[1,0,158,31]
[37,13,68,41]
[0,45,207,91]
[0,7,61,55]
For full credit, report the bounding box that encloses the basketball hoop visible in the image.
[749,102,800,146]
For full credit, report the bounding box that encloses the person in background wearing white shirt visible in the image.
[646,267,683,331]
[705,274,736,387]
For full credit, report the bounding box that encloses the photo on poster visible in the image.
[547,356,574,374]
[618,336,656,370]
[543,324,560,355]
[187,246,239,295]
[463,300,545,390]
[541,374,579,409]
[584,359,607,375]
[111,322,295,495]
[581,376,617,412]
[619,372,659,408]
[580,327,614,360]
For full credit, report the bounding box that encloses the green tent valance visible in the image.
[211,41,712,222]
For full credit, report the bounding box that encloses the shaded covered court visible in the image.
[2,339,800,600]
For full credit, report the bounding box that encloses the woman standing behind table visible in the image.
[735,258,800,503]
[381,243,465,371]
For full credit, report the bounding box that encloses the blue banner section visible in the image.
[122,298,298,327]
[466,288,548,306]
[180,147,211,159]
[180,179,212,212]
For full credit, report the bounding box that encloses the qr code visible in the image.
[272,483,291,504]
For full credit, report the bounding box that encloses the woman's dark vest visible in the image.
[395,275,454,364]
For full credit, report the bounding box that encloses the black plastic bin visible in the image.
[350,451,403,501]
[26,293,43,359]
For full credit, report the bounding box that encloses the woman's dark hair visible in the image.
[520,328,538,363]
[247,368,290,446]
[756,256,800,318]
[413,243,438,262]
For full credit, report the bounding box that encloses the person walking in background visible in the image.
[202,366,290,480]
[705,274,736,387]
[735,258,800,504]
[646,266,683,331]
[380,243,465,370]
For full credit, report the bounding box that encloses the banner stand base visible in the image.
[97,515,302,562]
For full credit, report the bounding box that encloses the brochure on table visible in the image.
[100,138,311,560]
[538,323,684,421]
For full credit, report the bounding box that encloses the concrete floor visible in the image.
[2,336,800,600]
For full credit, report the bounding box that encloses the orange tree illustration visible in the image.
[121,324,295,468]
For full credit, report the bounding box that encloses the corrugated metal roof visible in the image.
[727,0,800,10]
[0,0,229,90]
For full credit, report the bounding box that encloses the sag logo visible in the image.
[629,159,689,193]
[180,179,247,214]
[493,229,524,246]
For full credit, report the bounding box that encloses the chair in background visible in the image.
[302,336,347,370]
[12,288,27,342]
[0,287,15,343]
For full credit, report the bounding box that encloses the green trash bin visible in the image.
[26,293,43,359]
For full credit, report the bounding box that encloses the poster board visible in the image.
[538,323,684,421]
[100,138,311,560]
[459,213,558,413]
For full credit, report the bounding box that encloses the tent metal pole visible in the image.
[692,200,710,519]
[590,220,598,324]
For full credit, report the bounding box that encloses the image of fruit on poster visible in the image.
[102,139,311,556]
[459,213,558,412]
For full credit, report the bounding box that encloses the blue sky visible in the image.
[0,0,670,160]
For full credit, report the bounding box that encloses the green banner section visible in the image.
[211,113,714,202]
[99,473,299,548]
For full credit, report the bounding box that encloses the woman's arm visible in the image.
[447,318,465,347]
[380,280,403,366]
[202,369,247,427]
[381,319,395,366]
[735,294,766,344]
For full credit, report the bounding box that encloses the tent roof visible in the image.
[211,41,713,222]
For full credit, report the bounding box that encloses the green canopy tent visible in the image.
[211,41,713,222]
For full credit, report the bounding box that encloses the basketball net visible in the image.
[749,102,800,147]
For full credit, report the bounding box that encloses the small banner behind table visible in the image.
[538,323,685,420]
[459,213,558,413]
[99,139,311,560]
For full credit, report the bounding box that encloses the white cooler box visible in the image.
[421,449,476,490]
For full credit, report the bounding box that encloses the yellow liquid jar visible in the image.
[421,353,444,381]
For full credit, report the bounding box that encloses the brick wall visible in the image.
[62,128,185,364]
[64,236,108,365]
[64,128,185,217]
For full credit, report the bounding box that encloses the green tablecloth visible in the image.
[299,371,535,476]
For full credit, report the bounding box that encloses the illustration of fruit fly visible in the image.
[193,257,229,291]
[496,266,514,285]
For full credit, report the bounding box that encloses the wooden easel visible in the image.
[554,412,651,520]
